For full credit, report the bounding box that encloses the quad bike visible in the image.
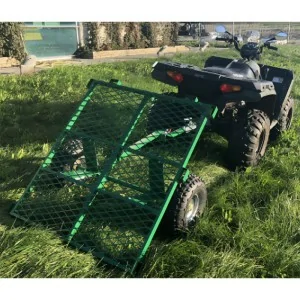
[10,26,295,274]
[151,25,295,169]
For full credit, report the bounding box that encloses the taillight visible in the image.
[220,84,241,93]
[167,71,184,83]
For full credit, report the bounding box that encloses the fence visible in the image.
[178,22,300,44]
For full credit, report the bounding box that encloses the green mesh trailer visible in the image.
[11,78,218,274]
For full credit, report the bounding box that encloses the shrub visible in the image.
[0,22,26,62]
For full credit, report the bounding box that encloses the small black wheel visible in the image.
[63,155,87,172]
[62,139,84,157]
[50,138,84,172]
[159,174,207,236]
[227,109,270,169]
[270,97,295,140]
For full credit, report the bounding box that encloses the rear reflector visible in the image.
[167,71,184,83]
[220,84,241,93]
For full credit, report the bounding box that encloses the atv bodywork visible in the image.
[152,57,294,125]
[151,31,294,169]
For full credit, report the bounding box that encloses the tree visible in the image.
[0,22,26,62]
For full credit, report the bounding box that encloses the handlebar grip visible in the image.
[269,45,278,51]
[216,37,226,41]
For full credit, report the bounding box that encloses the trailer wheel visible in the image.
[159,174,207,236]
[63,155,87,172]
[270,97,295,140]
[49,139,87,188]
[62,139,84,158]
[50,139,84,172]
[227,109,270,169]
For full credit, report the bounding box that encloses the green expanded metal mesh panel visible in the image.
[11,80,217,273]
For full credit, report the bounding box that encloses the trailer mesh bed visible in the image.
[11,79,217,273]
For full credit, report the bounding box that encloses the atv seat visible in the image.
[203,60,257,80]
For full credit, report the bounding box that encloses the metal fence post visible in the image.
[199,22,202,50]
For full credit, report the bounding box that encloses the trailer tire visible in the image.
[227,109,270,169]
[270,97,294,140]
[50,139,84,172]
[49,139,87,187]
[159,174,207,236]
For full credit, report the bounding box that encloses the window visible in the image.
[23,22,79,58]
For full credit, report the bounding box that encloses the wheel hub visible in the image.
[186,194,200,222]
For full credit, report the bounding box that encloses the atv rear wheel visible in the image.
[270,97,295,140]
[159,174,207,236]
[227,109,270,169]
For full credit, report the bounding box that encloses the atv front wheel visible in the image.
[270,97,295,140]
[159,174,207,236]
[227,109,270,169]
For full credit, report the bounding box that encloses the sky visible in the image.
[1,0,299,22]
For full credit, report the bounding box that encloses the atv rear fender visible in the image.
[205,56,294,120]
[152,61,276,112]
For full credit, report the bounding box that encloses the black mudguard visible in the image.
[152,60,276,111]
[205,56,294,119]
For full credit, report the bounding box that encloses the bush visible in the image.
[0,22,26,62]
[141,22,157,48]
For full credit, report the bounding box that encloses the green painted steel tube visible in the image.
[67,95,151,242]
[133,104,219,271]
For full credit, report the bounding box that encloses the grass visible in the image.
[1,45,300,278]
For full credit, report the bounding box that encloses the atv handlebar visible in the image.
[216,31,240,51]
[268,45,278,51]
[217,30,279,57]
[260,42,278,54]
[263,37,278,51]
[215,36,233,42]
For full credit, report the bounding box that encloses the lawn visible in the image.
[1,45,300,278]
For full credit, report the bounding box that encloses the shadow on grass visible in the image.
[192,131,229,167]
[1,157,41,189]
[0,99,78,147]
[0,196,20,228]
[0,156,42,228]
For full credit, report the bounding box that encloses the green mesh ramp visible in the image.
[11,79,218,273]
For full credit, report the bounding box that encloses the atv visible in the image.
[151,25,295,169]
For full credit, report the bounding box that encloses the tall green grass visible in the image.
[1,45,300,278]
